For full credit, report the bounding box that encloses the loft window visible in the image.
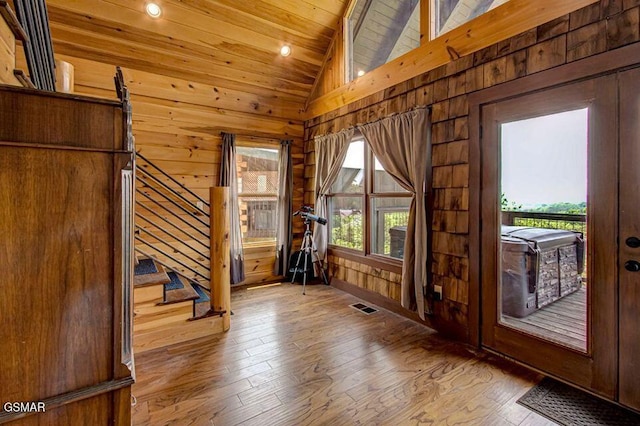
[432,0,509,38]
[346,0,421,82]
[346,0,512,82]
[236,146,279,245]
[327,137,411,259]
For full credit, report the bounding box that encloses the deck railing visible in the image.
[502,211,587,279]
[329,207,410,256]
[501,211,586,235]
[374,208,409,256]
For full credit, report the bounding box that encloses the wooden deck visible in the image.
[131,283,557,425]
[502,287,587,352]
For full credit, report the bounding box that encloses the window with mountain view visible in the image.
[499,107,588,351]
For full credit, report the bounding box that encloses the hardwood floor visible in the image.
[502,287,587,352]
[132,283,556,425]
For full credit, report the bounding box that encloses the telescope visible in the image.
[293,206,327,225]
[289,206,329,293]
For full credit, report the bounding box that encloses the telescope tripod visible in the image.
[290,220,329,295]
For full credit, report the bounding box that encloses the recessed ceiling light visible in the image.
[146,3,162,18]
[357,70,365,77]
[280,45,291,57]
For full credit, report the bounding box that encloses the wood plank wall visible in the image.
[308,19,345,102]
[25,54,307,286]
[305,0,599,119]
[304,0,640,340]
[0,4,21,86]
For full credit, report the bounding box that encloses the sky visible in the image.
[341,139,395,171]
[339,110,589,207]
[501,108,588,206]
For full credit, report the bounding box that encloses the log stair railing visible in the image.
[135,153,211,285]
[133,153,230,353]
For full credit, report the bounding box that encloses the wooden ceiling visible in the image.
[44,0,350,119]
[351,0,420,76]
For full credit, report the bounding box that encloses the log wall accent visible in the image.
[304,0,640,340]
[327,255,403,302]
[211,187,231,331]
[27,53,307,286]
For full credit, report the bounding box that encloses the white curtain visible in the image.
[312,129,355,263]
[274,139,293,276]
[219,132,245,284]
[358,108,431,319]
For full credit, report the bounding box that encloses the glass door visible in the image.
[480,76,617,398]
[499,108,588,351]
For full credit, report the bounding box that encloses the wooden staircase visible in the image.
[132,145,230,354]
[133,257,225,354]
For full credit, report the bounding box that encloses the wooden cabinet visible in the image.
[0,85,134,424]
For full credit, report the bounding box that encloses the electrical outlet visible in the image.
[433,285,443,301]
[196,201,204,210]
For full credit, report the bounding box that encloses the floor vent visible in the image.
[349,303,378,315]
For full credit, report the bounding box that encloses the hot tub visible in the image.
[501,226,584,318]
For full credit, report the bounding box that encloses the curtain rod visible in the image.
[219,131,296,143]
[313,104,431,140]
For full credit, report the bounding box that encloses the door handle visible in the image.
[624,260,640,272]
[626,237,640,248]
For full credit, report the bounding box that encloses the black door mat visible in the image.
[517,377,640,425]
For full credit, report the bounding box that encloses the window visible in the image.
[330,140,365,250]
[432,0,509,38]
[345,0,512,81]
[328,137,411,259]
[236,146,279,245]
[346,0,421,81]
[498,108,588,351]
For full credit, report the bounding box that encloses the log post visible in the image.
[210,187,231,331]
[54,59,74,93]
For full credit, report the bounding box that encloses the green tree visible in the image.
[501,193,522,211]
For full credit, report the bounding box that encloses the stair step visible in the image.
[133,300,193,333]
[134,299,192,316]
[134,271,171,288]
[134,258,170,288]
[194,301,211,318]
[191,284,212,317]
[133,315,225,354]
[134,284,164,305]
[192,283,210,303]
[164,272,199,304]
[135,258,159,275]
